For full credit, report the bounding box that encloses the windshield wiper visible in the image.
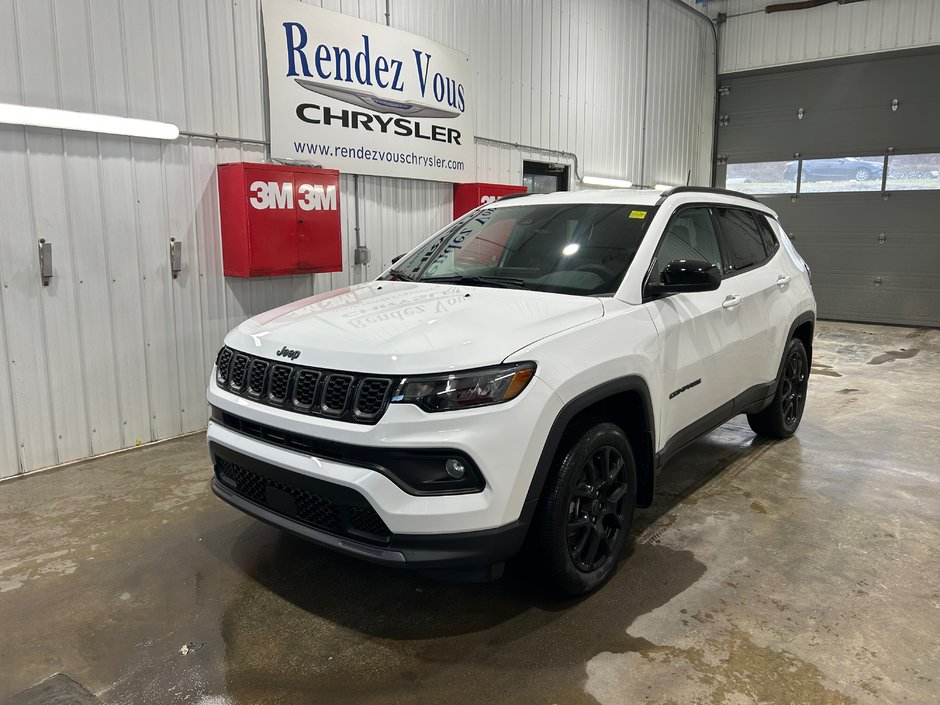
[386,267,415,282]
[421,275,528,289]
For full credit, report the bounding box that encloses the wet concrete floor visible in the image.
[1,321,938,704]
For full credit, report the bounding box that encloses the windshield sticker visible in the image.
[629,210,647,219]
[430,208,496,267]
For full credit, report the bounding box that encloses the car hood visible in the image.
[224,280,604,374]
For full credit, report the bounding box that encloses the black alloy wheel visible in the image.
[567,446,629,573]
[535,420,636,595]
[747,337,810,438]
[780,347,807,427]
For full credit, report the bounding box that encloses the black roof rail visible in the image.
[495,192,530,202]
[656,186,759,205]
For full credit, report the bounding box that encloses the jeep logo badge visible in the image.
[276,346,301,360]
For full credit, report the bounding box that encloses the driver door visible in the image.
[644,207,747,451]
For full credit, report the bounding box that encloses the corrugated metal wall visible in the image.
[0,0,714,478]
[709,0,940,74]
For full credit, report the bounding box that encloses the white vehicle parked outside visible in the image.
[207,186,815,594]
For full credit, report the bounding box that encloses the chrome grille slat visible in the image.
[215,346,395,425]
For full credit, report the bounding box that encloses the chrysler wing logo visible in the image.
[295,79,461,119]
[276,346,301,360]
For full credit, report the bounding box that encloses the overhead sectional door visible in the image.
[715,48,940,327]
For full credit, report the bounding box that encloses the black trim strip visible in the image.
[212,442,392,545]
[211,476,535,570]
[210,406,485,496]
[657,186,759,204]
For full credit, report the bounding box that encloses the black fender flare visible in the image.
[524,375,655,508]
[778,310,816,380]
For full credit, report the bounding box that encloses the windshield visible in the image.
[385,203,657,295]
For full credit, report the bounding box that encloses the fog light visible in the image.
[445,458,466,479]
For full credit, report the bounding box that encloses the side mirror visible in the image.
[390,253,405,264]
[650,259,721,295]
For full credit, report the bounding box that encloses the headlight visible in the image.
[391,362,536,412]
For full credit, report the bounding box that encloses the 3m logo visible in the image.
[249,181,337,211]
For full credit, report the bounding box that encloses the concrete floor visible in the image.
[1,321,938,705]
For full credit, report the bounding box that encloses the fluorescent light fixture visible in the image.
[581,175,633,188]
[654,184,673,191]
[0,103,179,140]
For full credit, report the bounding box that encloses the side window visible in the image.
[754,213,779,257]
[649,207,722,283]
[714,208,768,274]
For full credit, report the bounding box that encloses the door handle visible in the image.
[722,295,743,309]
[776,275,791,287]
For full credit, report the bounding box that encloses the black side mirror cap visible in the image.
[649,259,721,295]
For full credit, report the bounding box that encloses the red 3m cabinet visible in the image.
[453,182,527,219]
[218,163,343,277]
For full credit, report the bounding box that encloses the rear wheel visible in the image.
[535,421,636,595]
[747,338,809,438]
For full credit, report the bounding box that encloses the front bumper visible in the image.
[209,442,534,569]
[206,372,561,535]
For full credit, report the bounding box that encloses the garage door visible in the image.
[715,48,940,327]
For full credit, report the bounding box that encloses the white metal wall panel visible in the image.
[646,0,715,187]
[0,3,19,474]
[358,176,453,279]
[393,0,655,184]
[0,0,714,477]
[0,127,60,475]
[710,0,940,74]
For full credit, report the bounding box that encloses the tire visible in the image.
[535,420,636,595]
[747,338,809,439]
[854,168,871,181]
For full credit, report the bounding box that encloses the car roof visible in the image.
[488,187,778,219]
[490,188,663,207]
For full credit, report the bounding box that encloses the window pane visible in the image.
[754,213,779,256]
[651,208,721,282]
[395,203,654,296]
[715,208,767,273]
[725,161,796,195]
[885,153,940,191]
[800,156,884,193]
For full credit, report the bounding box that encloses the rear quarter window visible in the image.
[714,207,771,274]
[754,213,779,256]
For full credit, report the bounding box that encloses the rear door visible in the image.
[712,207,785,387]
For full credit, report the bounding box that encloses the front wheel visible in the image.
[855,167,872,181]
[747,338,809,438]
[535,421,636,595]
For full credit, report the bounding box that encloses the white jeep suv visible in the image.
[207,187,815,594]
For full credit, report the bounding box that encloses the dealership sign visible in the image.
[261,0,475,183]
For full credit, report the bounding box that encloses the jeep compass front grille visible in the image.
[214,347,396,424]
